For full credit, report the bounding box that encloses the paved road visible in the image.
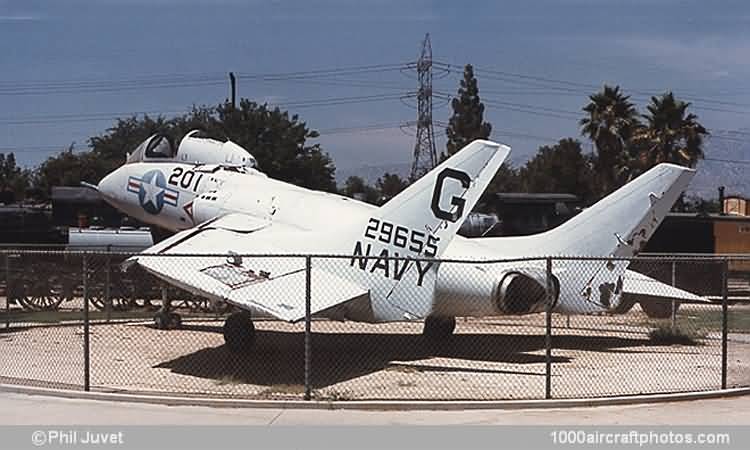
[0,392,749,425]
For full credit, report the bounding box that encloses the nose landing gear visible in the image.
[153,310,182,329]
[153,284,182,329]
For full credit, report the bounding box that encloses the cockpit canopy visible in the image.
[125,133,177,164]
[177,130,257,168]
[124,130,257,168]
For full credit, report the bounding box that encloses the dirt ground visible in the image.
[1,299,750,401]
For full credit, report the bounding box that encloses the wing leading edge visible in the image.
[128,213,369,322]
[136,252,368,322]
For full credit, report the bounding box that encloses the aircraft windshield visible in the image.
[145,135,175,158]
[125,134,176,164]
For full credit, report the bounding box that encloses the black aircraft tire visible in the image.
[423,315,456,341]
[223,311,255,353]
[610,293,638,315]
[153,312,170,330]
[640,298,680,319]
[169,312,182,329]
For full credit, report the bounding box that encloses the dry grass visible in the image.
[648,325,705,346]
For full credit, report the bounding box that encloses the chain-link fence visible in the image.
[1,250,748,401]
[550,257,728,398]
[0,252,87,391]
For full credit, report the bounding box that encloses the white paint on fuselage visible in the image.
[99,160,694,319]
[98,161,509,319]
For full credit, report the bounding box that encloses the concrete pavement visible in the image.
[0,391,748,425]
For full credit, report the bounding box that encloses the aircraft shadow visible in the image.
[154,329,650,388]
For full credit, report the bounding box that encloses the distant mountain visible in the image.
[687,130,750,199]
[336,162,411,186]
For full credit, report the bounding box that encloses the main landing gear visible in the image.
[223,310,255,353]
[422,315,456,341]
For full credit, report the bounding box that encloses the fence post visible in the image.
[721,258,728,390]
[545,257,553,400]
[671,260,677,332]
[304,255,312,401]
[82,254,91,392]
[4,254,10,330]
[105,252,112,323]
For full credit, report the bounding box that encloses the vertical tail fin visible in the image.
[480,163,695,257]
[542,163,695,257]
[373,140,510,258]
[346,139,510,320]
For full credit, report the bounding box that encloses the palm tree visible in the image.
[580,85,640,194]
[635,92,709,168]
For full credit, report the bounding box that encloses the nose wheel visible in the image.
[153,311,182,329]
[223,311,255,353]
[153,284,181,329]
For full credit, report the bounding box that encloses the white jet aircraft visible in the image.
[96,132,703,351]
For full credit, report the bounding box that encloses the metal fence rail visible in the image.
[1,250,749,401]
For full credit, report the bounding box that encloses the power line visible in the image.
[0,72,225,87]
[257,77,411,91]
[437,61,750,110]
[317,122,413,135]
[483,102,579,120]
[0,63,412,97]
[437,61,750,118]
[0,109,187,125]
[278,93,410,109]
[0,143,89,154]
[705,134,748,143]
[0,93,413,126]
[703,157,750,166]
[0,63,409,88]
[236,63,411,82]
[0,79,229,96]
[721,129,750,136]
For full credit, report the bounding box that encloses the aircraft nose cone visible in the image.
[97,170,122,203]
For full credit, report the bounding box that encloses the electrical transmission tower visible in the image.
[409,33,438,181]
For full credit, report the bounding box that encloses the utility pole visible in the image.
[409,34,438,181]
[229,72,236,109]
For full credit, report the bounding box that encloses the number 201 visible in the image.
[168,167,203,192]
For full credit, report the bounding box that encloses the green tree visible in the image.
[211,100,336,191]
[519,138,596,202]
[0,152,31,202]
[678,195,720,215]
[444,64,492,157]
[33,145,106,199]
[633,92,709,168]
[480,164,522,212]
[33,115,173,198]
[34,99,337,195]
[88,114,174,165]
[342,176,367,196]
[375,172,408,202]
[341,176,380,204]
[580,85,640,194]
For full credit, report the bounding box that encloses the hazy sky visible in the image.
[2,0,749,179]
